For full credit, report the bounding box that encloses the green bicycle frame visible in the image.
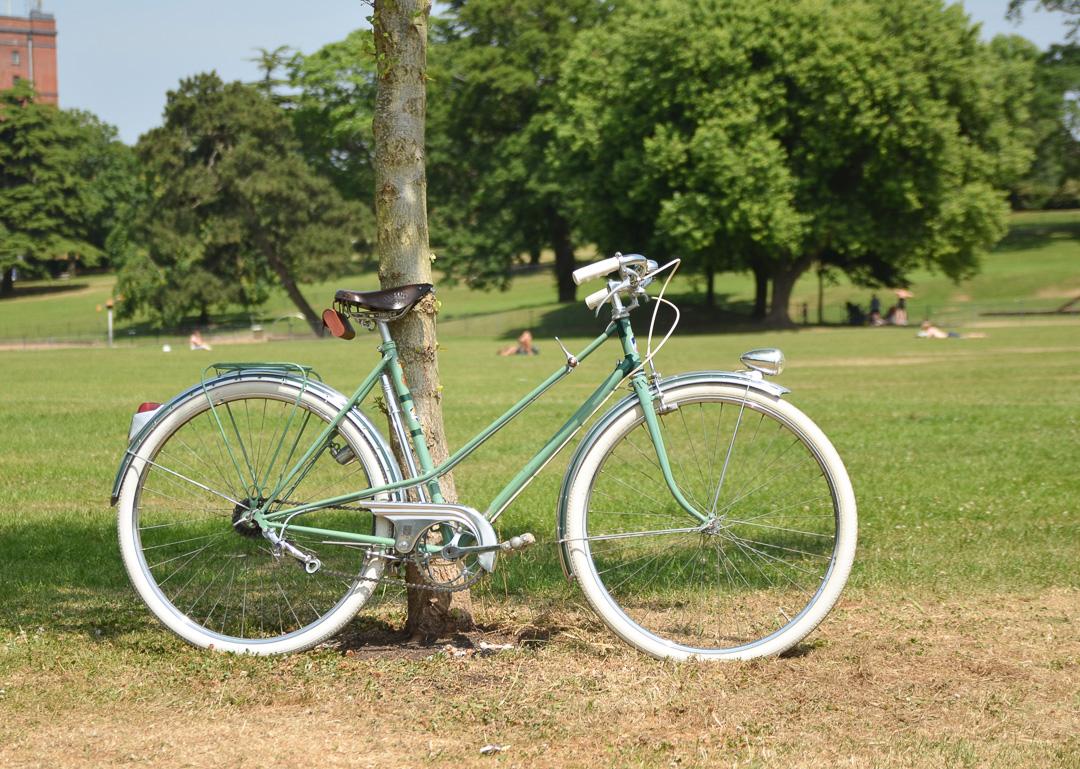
[248,316,706,548]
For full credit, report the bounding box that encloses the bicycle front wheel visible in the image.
[564,381,856,660]
[116,378,398,654]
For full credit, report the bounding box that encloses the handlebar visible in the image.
[572,256,622,286]
[574,253,658,315]
[584,285,611,311]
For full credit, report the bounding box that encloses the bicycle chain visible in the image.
[273,501,476,593]
[314,561,476,593]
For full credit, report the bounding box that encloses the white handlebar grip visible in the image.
[584,286,611,310]
[572,256,621,285]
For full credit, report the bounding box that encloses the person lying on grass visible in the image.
[916,321,986,340]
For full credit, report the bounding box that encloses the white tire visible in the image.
[117,379,396,654]
[565,382,856,660]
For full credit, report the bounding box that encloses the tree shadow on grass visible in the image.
[0,519,150,638]
[2,282,90,300]
[996,218,1080,253]
[0,517,575,652]
[494,293,775,341]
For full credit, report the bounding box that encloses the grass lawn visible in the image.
[1,316,1078,767]
[0,211,1077,767]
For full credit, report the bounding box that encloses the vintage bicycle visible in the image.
[112,253,857,660]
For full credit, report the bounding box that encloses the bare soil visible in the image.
[1,588,1076,769]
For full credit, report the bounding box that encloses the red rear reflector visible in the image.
[137,402,162,413]
[322,308,356,340]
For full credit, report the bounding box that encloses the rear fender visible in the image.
[110,371,401,504]
[554,371,789,580]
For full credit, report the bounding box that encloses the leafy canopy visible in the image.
[288,30,379,206]
[115,73,366,330]
[555,0,1035,320]
[427,0,611,300]
[0,83,135,291]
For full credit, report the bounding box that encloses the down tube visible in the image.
[485,358,635,521]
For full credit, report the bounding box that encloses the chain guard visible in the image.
[268,500,499,592]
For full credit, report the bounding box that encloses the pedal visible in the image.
[501,533,536,552]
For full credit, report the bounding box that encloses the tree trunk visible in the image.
[817,266,825,325]
[751,262,768,321]
[767,256,813,326]
[1,267,13,297]
[373,0,473,638]
[704,261,715,308]
[267,255,323,335]
[551,212,576,303]
[250,225,324,336]
[528,247,541,266]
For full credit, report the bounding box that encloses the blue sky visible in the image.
[17,0,1074,144]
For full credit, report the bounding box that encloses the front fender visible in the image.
[554,371,789,580]
[110,370,402,505]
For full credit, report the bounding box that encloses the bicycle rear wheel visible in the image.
[564,381,856,660]
[116,378,397,654]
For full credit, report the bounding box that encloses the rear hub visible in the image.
[231,498,267,539]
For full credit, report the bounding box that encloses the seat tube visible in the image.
[378,321,444,503]
[380,372,429,503]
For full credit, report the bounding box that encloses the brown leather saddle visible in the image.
[322,283,434,339]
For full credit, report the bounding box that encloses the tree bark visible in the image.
[704,261,715,308]
[249,221,325,336]
[373,0,473,638]
[751,262,768,321]
[817,266,825,325]
[767,256,813,326]
[551,212,576,303]
[265,252,324,335]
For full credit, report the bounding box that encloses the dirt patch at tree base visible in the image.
[1,587,1076,768]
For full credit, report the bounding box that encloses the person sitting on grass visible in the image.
[498,330,540,356]
[189,329,212,351]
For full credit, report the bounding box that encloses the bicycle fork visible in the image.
[629,373,712,526]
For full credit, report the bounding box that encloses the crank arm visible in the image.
[441,533,536,559]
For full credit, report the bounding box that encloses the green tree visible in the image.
[556,0,1034,323]
[1011,42,1080,207]
[288,30,378,206]
[116,73,367,333]
[67,109,141,272]
[0,83,133,295]
[249,45,294,104]
[427,0,611,302]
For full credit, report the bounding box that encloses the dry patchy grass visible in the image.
[1,587,1075,769]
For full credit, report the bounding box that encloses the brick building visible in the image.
[0,4,57,104]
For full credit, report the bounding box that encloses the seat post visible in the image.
[376,319,393,345]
